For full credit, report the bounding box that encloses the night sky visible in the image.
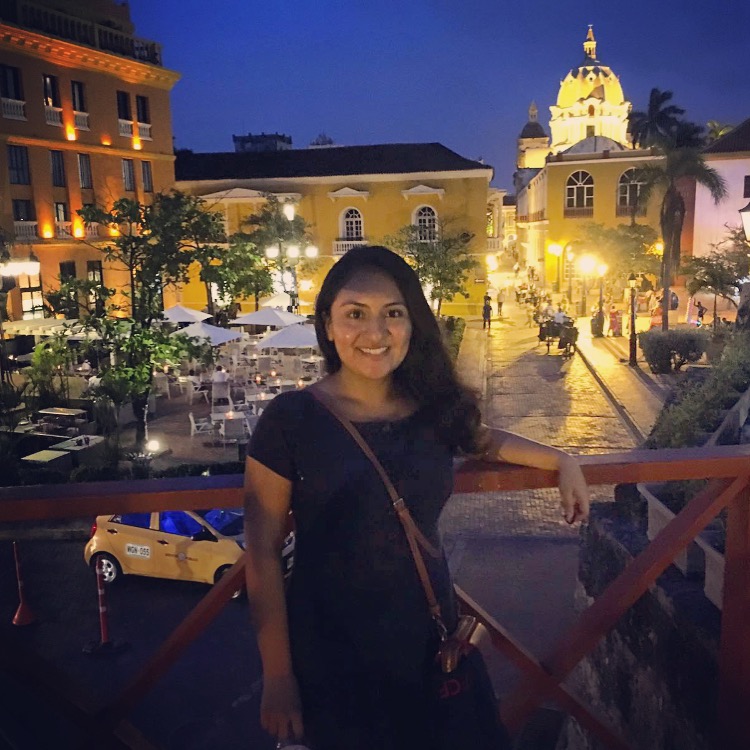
[130,0,750,190]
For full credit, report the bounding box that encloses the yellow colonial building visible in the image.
[0,0,179,322]
[175,143,495,316]
[514,26,662,296]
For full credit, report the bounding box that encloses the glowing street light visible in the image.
[548,243,563,293]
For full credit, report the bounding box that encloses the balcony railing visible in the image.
[137,122,152,140]
[55,221,71,238]
[563,206,594,218]
[616,204,646,218]
[118,119,134,137]
[8,0,162,66]
[44,104,63,126]
[13,220,38,241]
[2,447,750,748]
[1,97,26,120]
[333,239,367,256]
[74,110,89,130]
[487,237,503,252]
[84,222,100,239]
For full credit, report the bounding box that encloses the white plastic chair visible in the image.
[189,412,213,438]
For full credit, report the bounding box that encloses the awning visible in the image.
[3,318,77,336]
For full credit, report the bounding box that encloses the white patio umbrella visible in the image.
[163,304,212,323]
[172,321,241,347]
[258,323,319,350]
[260,292,292,309]
[229,308,307,327]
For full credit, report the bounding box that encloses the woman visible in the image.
[243,246,589,749]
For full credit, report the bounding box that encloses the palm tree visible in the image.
[628,88,685,148]
[635,140,726,330]
[706,120,734,143]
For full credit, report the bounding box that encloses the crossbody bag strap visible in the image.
[309,389,448,638]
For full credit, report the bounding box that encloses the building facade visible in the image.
[694,118,750,256]
[175,143,494,316]
[514,26,664,294]
[0,0,179,320]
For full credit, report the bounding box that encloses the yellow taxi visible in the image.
[84,508,294,588]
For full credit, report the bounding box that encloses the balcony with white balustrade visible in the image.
[137,122,152,140]
[45,105,63,126]
[119,119,134,137]
[85,223,100,239]
[2,98,26,120]
[487,237,503,252]
[74,111,89,130]
[332,239,367,256]
[13,221,38,242]
[55,221,72,239]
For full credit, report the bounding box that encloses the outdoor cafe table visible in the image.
[37,407,87,419]
[210,411,247,423]
[50,435,106,466]
[21,449,74,472]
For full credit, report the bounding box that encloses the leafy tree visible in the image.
[579,222,660,281]
[78,194,212,448]
[630,89,727,330]
[218,233,274,311]
[681,231,750,332]
[168,192,227,318]
[240,194,312,300]
[385,221,476,315]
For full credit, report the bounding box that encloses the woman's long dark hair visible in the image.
[314,245,485,454]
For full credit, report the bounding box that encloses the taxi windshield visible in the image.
[196,508,244,537]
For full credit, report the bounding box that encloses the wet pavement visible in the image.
[0,268,671,749]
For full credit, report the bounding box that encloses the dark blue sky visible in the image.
[130,0,750,190]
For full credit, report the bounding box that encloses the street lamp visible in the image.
[0,249,40,383]
[594,262,607,337]
[548,243,563,294]
[740,201,750,241]
[628,272,638,366]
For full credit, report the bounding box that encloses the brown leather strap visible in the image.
[310,389,447,636]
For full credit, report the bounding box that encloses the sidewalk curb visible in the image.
[574,343,648,445]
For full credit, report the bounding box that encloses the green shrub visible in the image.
[647,332,750,449]
[443,316,466,362]
[638,329,708,373]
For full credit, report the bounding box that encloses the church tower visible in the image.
[548,25,632,153]
[517,102,550,169]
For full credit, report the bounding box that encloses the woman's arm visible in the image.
[243,456,303,742]
[482,428,590,524]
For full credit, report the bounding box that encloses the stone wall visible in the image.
[556,499,720,750]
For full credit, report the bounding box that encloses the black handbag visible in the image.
[311,392,512,750]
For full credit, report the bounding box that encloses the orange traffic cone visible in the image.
[12,541,36,626]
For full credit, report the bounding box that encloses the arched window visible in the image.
[617,168,643,208]
[565,171,594,209]
[341,207,363,240]
[414,205,437,241]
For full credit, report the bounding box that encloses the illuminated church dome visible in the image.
[549,26,632,153]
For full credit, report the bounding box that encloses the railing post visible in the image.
[718,483,750,749]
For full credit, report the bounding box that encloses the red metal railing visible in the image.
[2,446,750,749]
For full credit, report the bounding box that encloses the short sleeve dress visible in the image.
[247,389,458,750]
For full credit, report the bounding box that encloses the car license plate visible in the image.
[125,543,151,559]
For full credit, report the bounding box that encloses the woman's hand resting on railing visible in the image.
[484,428,590,525]
[557,453,590,524]
[261,673,304,744]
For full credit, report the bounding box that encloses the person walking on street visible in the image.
[695,300,706,327]
[496,288,506,318]
[482,294,493,330]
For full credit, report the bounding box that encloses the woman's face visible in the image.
[325,269,412,384]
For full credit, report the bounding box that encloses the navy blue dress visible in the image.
[247,389,458,750]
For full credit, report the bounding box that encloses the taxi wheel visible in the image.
[214,565,243,599]
[91,553,121,584]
